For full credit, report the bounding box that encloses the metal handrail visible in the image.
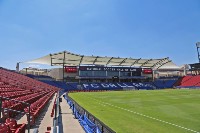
[53,91,60,133]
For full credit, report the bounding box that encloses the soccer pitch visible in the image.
[69,89,200,133]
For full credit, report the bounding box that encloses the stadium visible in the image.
[1,44,200,133]
[1,1,200,133]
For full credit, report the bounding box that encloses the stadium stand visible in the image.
[0,68,58,92]
[82,83,121,91]
[24,91,55,125]
[81,82,156,91]
[26,74,54,81]
[25,74,78,91]
[153,79,178,89]
[0,67,59,132]
[25,74,182,91]
[66,83,79,90]
[25,73,183,91]
[40,80,79,91]
[176,75,200,87]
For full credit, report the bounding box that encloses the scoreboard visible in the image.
[65,66,152,76]
[79,66,143,76]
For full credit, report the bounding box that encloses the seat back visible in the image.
[6,118,17,129]
[0,123,10,133]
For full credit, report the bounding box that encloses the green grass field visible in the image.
[69,89,200,133]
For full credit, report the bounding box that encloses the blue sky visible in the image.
[0,0,200,70]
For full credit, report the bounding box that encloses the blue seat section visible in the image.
[82,83,100,90]
[104,83,123,90]
[120,82,156,90]
[38,80,161,91]
[40,80,78,91]
[81,82,157,90]
[26,74,54,80]
[66,83,78,91]
[82,83,122,90]
[68,82,78,89]
[153,79,178,89]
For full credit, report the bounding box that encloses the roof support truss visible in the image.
[130,58,141,67]
[151,57,169,68]
[119,58,127,66]
[141,59,152,67]
[156,60,172,69]
[93,56,99,65]
[79,56,84,66]
[106,57,113,66]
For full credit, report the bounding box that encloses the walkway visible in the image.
[37,94,57,133]
[59,95,85,133]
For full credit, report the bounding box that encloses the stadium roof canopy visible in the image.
[24,51,180,70]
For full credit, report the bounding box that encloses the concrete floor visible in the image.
[59,95,85,133]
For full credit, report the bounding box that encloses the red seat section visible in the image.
[0,67,59,128]
[0,118,26,133]
[0,123,10,133]
[24,92,55,125]
[176,75,200,87]
[0,68,59,92]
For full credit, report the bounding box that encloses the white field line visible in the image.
[83,95,199,133]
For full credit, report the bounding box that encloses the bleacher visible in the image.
[81,82,156,91]
[26,74,54,81]
[39,79,79,91]
[153,79,178,89]
[176,75,200,88]
[24,74,183,92]
[36,79,178,92]
[82,83,122,91]
[0,67,59,132]
[26,74,78,91]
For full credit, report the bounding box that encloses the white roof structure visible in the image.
[20,68,48,73]
[24,51,180,70]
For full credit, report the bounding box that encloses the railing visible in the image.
[53,91,60,133]
[66,95,116,133]
[0,96,31,133]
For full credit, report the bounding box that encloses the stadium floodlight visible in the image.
[196,42,200,48]
[196,42,200,63]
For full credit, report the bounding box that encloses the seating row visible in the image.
[0,68,59,92]
[0,90,32,99]
[2,91,48,118]
[153,79,177,89]
[0,87,25,92]
[0,67,58,130]
[24,92,55,125]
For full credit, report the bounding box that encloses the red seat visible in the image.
[6,118,18,131]
[0,123,10,133]
[4,118,26,133]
